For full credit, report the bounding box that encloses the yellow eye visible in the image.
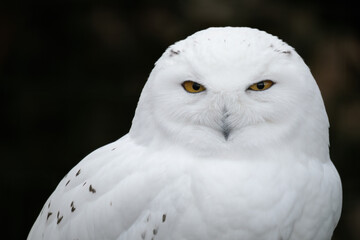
[182,81,206,93]
[248,80,274,91]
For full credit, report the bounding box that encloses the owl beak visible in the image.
[222,124,231,141]
[221,108,231,141]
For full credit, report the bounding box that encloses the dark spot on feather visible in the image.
[141,231,146,239]
[282,50,291,55]
[169,49,180,57]
[110,202,112,206]
[57,215,63,224]
[48,201,51,208]
[162,214,166,222]
[71,201,76,212]
[111,148,116,151]
[47,212,52,220]
[274,48,291,55]
[153,227,158,235]
[76,169,81,176]
[89,185,96,193]
[56,211,63,224]
[83,182,86,186]
[146,214,151,222]
[65,180,70,186]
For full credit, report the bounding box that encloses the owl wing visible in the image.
[27,135,193,240]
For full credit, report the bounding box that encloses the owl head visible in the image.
[130,27,329,160]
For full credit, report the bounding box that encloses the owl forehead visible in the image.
[158,27,293,89]
[166,27,292,61]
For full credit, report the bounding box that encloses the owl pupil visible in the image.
[257,82,265,89]
[192,83,201,90]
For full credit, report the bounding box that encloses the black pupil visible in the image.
[192,82,201,91]
[256,82,265,89]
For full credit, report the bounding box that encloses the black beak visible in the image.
[221,108,231,141]
[222,126,230,141]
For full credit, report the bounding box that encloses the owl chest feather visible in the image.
[137,148,340,240]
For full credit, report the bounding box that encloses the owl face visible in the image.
[130,27,329,158]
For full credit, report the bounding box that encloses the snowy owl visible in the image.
[28,27,342,240]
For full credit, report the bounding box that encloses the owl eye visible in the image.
[248,80,274,91]
[182,81,206,93]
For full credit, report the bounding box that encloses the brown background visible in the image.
[1,0,359,239]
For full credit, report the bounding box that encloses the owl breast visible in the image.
[146,151,340,240]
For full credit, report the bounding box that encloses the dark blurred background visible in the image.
[1,0,359,239]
